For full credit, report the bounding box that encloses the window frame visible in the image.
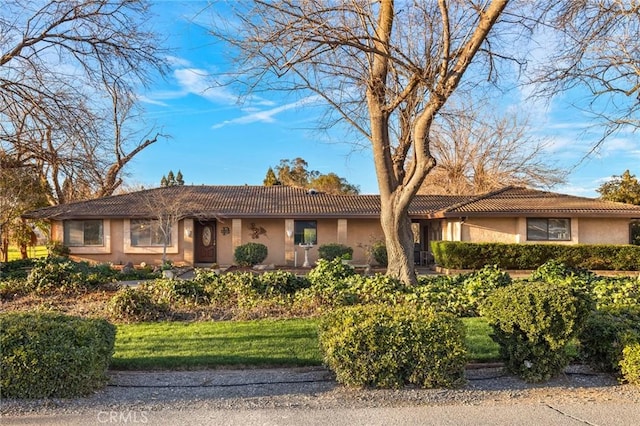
[130,219,170,247]
[294,220,317,245]
[526,218,571,241]
[63,220,104,247]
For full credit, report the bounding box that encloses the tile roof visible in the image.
[22,185,640,221]
[438,186,640,218]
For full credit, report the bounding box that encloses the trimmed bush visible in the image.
[319,304,467,388]
[480,281,591,382]
[431,241,640,271]
[1,312,115,398]
[620,343,640,385]
[234,242,268,266]
[579,307,640,372]
[107,287,167,322]
[371,242,388,266]
[318,243,353,261]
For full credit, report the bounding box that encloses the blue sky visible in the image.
[129,1,638,197]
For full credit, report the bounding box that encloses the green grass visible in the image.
[112,318,322,370]
[111,317,501,370]
[6,245,47,261]
[463,317,500,362]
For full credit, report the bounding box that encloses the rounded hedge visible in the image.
[319,304,467,388]
[480,281,592,382]
[318,243,353,261]
[1,312,116,398]
[234,242,268,266]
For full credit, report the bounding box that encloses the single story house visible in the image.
[22,185,640,267]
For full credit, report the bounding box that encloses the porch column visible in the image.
[232,219,242,253]
[337,219,347,244]
[183,219,194,265]
[284,219,295,266]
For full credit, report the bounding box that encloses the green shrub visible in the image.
[318,243,353,261]
[346,274,408,305]
[371,242,388,266]
[26,257,88,294]
[0,258,36,279]
[407,275,468,316]
[620,343,640,385]
[259,270,310,295]
[480,281,591,382]
[46,240,70,257]
[406,266,510,317]
[307,258,356,285]
[461,265,512,314]
[0,278,28,301]
[431,241,640,270]
[0,312,115,398]
[579,307,640,372]
[319,304,466,388]
[591,276,640,310]
[141,279,210,306]
[234,242,268,266]
[107,287,167,322]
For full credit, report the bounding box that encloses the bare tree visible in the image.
[533,1,640,145]
[0,0,169,204]
[209,0,532,284]
[420,107,566,195]
[137,187,203,265]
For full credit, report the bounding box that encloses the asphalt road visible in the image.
[2,366,639,426]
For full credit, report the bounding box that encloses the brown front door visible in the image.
[195,221,217,263]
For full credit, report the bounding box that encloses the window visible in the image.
[527,218,571,241]
[294,220,317,245]
[64,220,104,246]
[130,219,169,247]
[631,221,640,245]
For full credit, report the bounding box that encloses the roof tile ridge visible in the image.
[442,186,516,212]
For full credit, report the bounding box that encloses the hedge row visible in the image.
[1,312,116,398]
[431,241,640,270]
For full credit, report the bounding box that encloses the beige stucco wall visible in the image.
[461,217,519,243]
[454,216,633,245]
[218,217,384,266]
[49,215,635,267]
[577,218,632,244]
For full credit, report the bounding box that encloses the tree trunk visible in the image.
[380,196,417,285]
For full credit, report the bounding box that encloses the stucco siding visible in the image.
[578,218,632,244]
[461,217,519,243]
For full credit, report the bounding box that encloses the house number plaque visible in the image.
[202,226,212,247]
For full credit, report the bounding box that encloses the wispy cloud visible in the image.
[211,95,322,129]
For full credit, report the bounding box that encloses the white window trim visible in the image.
[124,219,179,254]
[68,220,111,254]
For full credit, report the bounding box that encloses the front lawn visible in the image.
[111,317,500,370]
[5,245,47,261]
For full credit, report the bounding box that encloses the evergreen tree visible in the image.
[263,167,280,186]
[160,170,184,187]
[597,170,640,205]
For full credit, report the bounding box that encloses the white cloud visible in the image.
[137,95,169,107]
[212,95,322,129]
[165,55,192,68]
